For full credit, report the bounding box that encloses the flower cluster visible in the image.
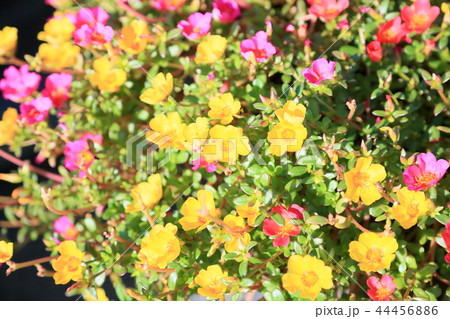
[0,0,448,302]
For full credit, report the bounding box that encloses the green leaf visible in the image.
[239,261,248,277]
[288,166,308,177]
[435,214,450,225]
[335,198,348,214]
[271,213,285,226]
[248,257,263,264]
[168,272,178,290]
[306,215,328,225]
[416,264,437,280]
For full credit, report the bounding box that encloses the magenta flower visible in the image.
[152,0,185,11]
[240,31,276,62]
[302,58,336,84]
[212,0,241,23]
[19,97,53,124]
[367,274,396,301]
[442,222,450,264]
[307,0,349,21]
[0,65,41,102]
[54,216,78,241]
[177,12,212,40]
[74,7,109,29]
[41,73,72,108]
[192,156,217,172]
[64,133,103,177]
[403,153,449,191]
[337,19,349,29]
[73,23,114,47]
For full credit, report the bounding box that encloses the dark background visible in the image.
[0,0,75,300]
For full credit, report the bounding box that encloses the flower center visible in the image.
[280,220,296,236]
[414,172,436,188]
[281,128,296,139]
[301,271,319,287]
[384,29,397,42]
[375,287,391,300]
[411,14,428,29]
[366,247,384,262]
[352,172,370,187]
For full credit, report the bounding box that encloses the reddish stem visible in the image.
[0,148,64,183]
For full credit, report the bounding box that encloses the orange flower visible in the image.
[52,240,84,285]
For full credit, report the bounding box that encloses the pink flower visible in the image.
[240,31,276,62]
[212,0,241,23]
[441,222,450,263]
[177,12,212,40]
[400,0,440,34]
[73,23,114,47]
[376,17,406,44]
[285,24,295,32]
[305,38,312,47]
[54,216,78,241]
[64,133,103,177]
[262,204,304,247]
[19,97,53,124]
[367,274,396,301]
[0,65,41,102]
[272,204,305,220]
[192,156,217,172]
[152,0,185,11]
[307,0,349,21]
[337,19,349,29]
[302,58,336,84]
[74,7,109,29]
[403,153,449,191]
[41,73,72,108]
[207,73,215,80]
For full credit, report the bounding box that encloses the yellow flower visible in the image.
[0,108,19,146]
[391,187,431,229]
[89,57,127,92]
[139,72,173,105]
[183,117,209,150]
[349,232,398,273]
[208,93,241,125]
[118,20,149,54]
[195,35,227,64]
[125,174,163,213]
[222,215,250,252]
[180,190,220,232]
[344,157,387,206]
[281,255,333,300]
[236,201,261,227]
[85,288,109,301]
[0,240,13,263]
[38,17,75,44]
[136,223,180,270]
[38,42,80,69]
[195,265,228,299]
[52,240,84,285]
[146,112,187,150]
[202,125,251,163]
[275,101,307,125]
[267,121,307,156]
[0,26,18,56]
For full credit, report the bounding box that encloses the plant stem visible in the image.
[6,255,57,275]
[0,148,64,183]
[41,187,98,216]
[248,251,283,278]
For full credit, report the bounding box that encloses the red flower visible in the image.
[263,204,304,247]
[272,204,304,219]
[376,17,405,44]
[400,0,440,34]
[442,222,450,264]
[367,274,396,301]
[367,40,383,62]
